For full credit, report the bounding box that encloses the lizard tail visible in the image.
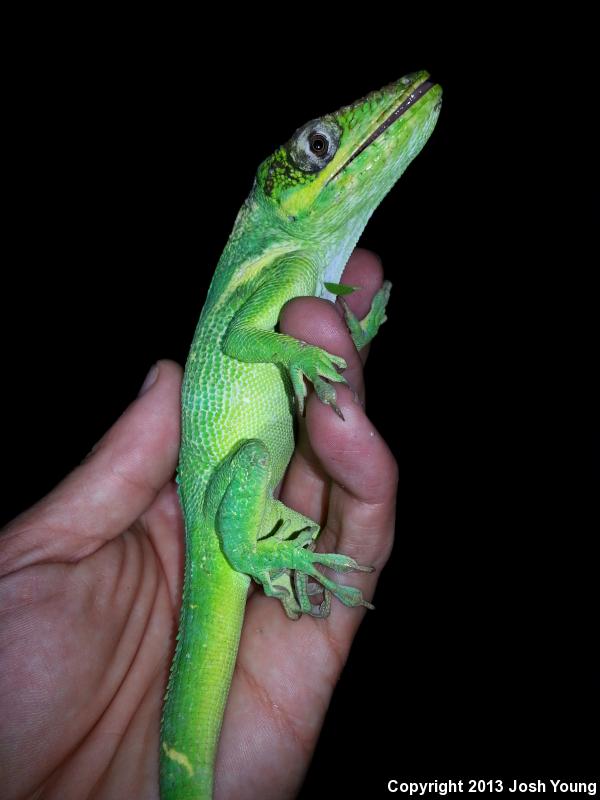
[159,519,249,800]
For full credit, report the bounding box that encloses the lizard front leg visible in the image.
[341,280,392,351]
[222,255,348,415]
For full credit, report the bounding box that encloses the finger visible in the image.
[279,248,386,522]
[0,360,183,575]
[338,247,385,320]
[280,247,384,398]
[139,479,185,612]
[280,294,365,404]
[305,384,398,573]
[279,295,364,523]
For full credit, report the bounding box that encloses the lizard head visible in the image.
[256,71,441,243]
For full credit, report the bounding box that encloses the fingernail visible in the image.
[138,363,159,396]
[344,378,364,408]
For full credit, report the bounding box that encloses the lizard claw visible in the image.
[289,345,347,418]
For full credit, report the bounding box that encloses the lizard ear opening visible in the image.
[288,116,341,173]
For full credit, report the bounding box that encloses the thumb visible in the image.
[0,360,182,576]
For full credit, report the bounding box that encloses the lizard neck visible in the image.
[202,190,298,314]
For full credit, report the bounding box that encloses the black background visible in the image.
[2,16,596,798]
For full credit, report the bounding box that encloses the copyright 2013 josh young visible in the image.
[387,780,598,795]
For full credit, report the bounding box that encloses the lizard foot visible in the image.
[289,345,347,417]
[251,537,374,620]
[342,279,392,351]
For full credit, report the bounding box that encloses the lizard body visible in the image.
[160,71,441,799]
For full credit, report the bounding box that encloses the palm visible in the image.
[0,250,396,800]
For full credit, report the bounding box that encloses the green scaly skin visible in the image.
[159,71,442,798]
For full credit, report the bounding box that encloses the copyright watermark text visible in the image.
[387,780,597,795]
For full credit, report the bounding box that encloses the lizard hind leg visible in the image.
[213,439,374,619]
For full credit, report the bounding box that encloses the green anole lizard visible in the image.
[159,71,442,799]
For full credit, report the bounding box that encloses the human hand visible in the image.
[0,248,397,800]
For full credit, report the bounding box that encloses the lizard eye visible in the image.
[309,132,329,156]
[288,116,341,173]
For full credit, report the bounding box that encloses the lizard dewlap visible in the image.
[159,72,441,799]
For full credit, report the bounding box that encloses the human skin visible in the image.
[0,249,398,800]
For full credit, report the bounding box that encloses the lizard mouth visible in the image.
[328,78,437,183]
